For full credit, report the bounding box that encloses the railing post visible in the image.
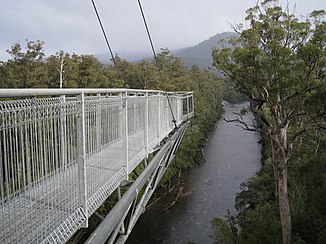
[122,91,129,178]
[187,95,190,117]
[177,96,180,125]
[77,92,88,227]
[145,92,149,154]
[157,94,161,140]
[60,95,67,170]
[96,93,101,156]
[191,93,194,116]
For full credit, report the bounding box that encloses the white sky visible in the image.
[1,0,325,60]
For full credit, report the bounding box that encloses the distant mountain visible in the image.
[173,32,239,69]
[94,32,238,68]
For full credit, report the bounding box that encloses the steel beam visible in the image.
[86,123,188,244]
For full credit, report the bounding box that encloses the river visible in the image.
[126,102,261,244]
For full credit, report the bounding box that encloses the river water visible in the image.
[126,102,261,244]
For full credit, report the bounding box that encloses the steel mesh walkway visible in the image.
[0,88,194,243]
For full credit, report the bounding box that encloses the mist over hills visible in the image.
[94,50,152,64]
[95,32,238,68]
[173,32,238,68]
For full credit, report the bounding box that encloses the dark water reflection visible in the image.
[127,102,261,244]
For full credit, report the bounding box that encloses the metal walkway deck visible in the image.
[0,88,194,243]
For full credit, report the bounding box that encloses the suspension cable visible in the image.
[137,0,177,128]
[91,0,124,84]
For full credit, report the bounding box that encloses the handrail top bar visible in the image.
[0,88,193,98]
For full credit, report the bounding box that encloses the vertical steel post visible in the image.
[191,93,194,116]
[145,92,149,155]
[77,92,88,227]
[177,97,180,125]
[60,95,67,170]
[187,95,190,117]
[122,91,129,178]
[25,108,31,187]
[157,94,161,140]
[96,93,101,156]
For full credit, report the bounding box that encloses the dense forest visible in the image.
[212,1,326,244]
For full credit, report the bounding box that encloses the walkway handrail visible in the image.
[0,88,193,98]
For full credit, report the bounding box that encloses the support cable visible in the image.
[91,0,124,84]
[137,0,178,129]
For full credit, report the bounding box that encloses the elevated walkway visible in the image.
[0,89,193,243]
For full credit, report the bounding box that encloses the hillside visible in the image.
[173,32,238,68]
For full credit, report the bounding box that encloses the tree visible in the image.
[6,40,47,87]
[0,61,11,87]
[78,55,107,88]
[47,51,70,88]
[133,60,158,89]
[64,53,81,88]
[212,1,325,243]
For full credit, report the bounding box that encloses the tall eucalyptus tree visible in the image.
[212,1,325,243]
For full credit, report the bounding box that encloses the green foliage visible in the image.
[3,40,47,88]
[290,143,326,243]
[222,83,245,104]
[211,218,235,244]
[238,202,282,244]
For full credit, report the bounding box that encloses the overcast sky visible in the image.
[1,0,325,60]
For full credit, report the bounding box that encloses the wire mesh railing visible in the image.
[0,88,194,243]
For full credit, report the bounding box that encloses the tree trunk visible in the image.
[278,165,291,244]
